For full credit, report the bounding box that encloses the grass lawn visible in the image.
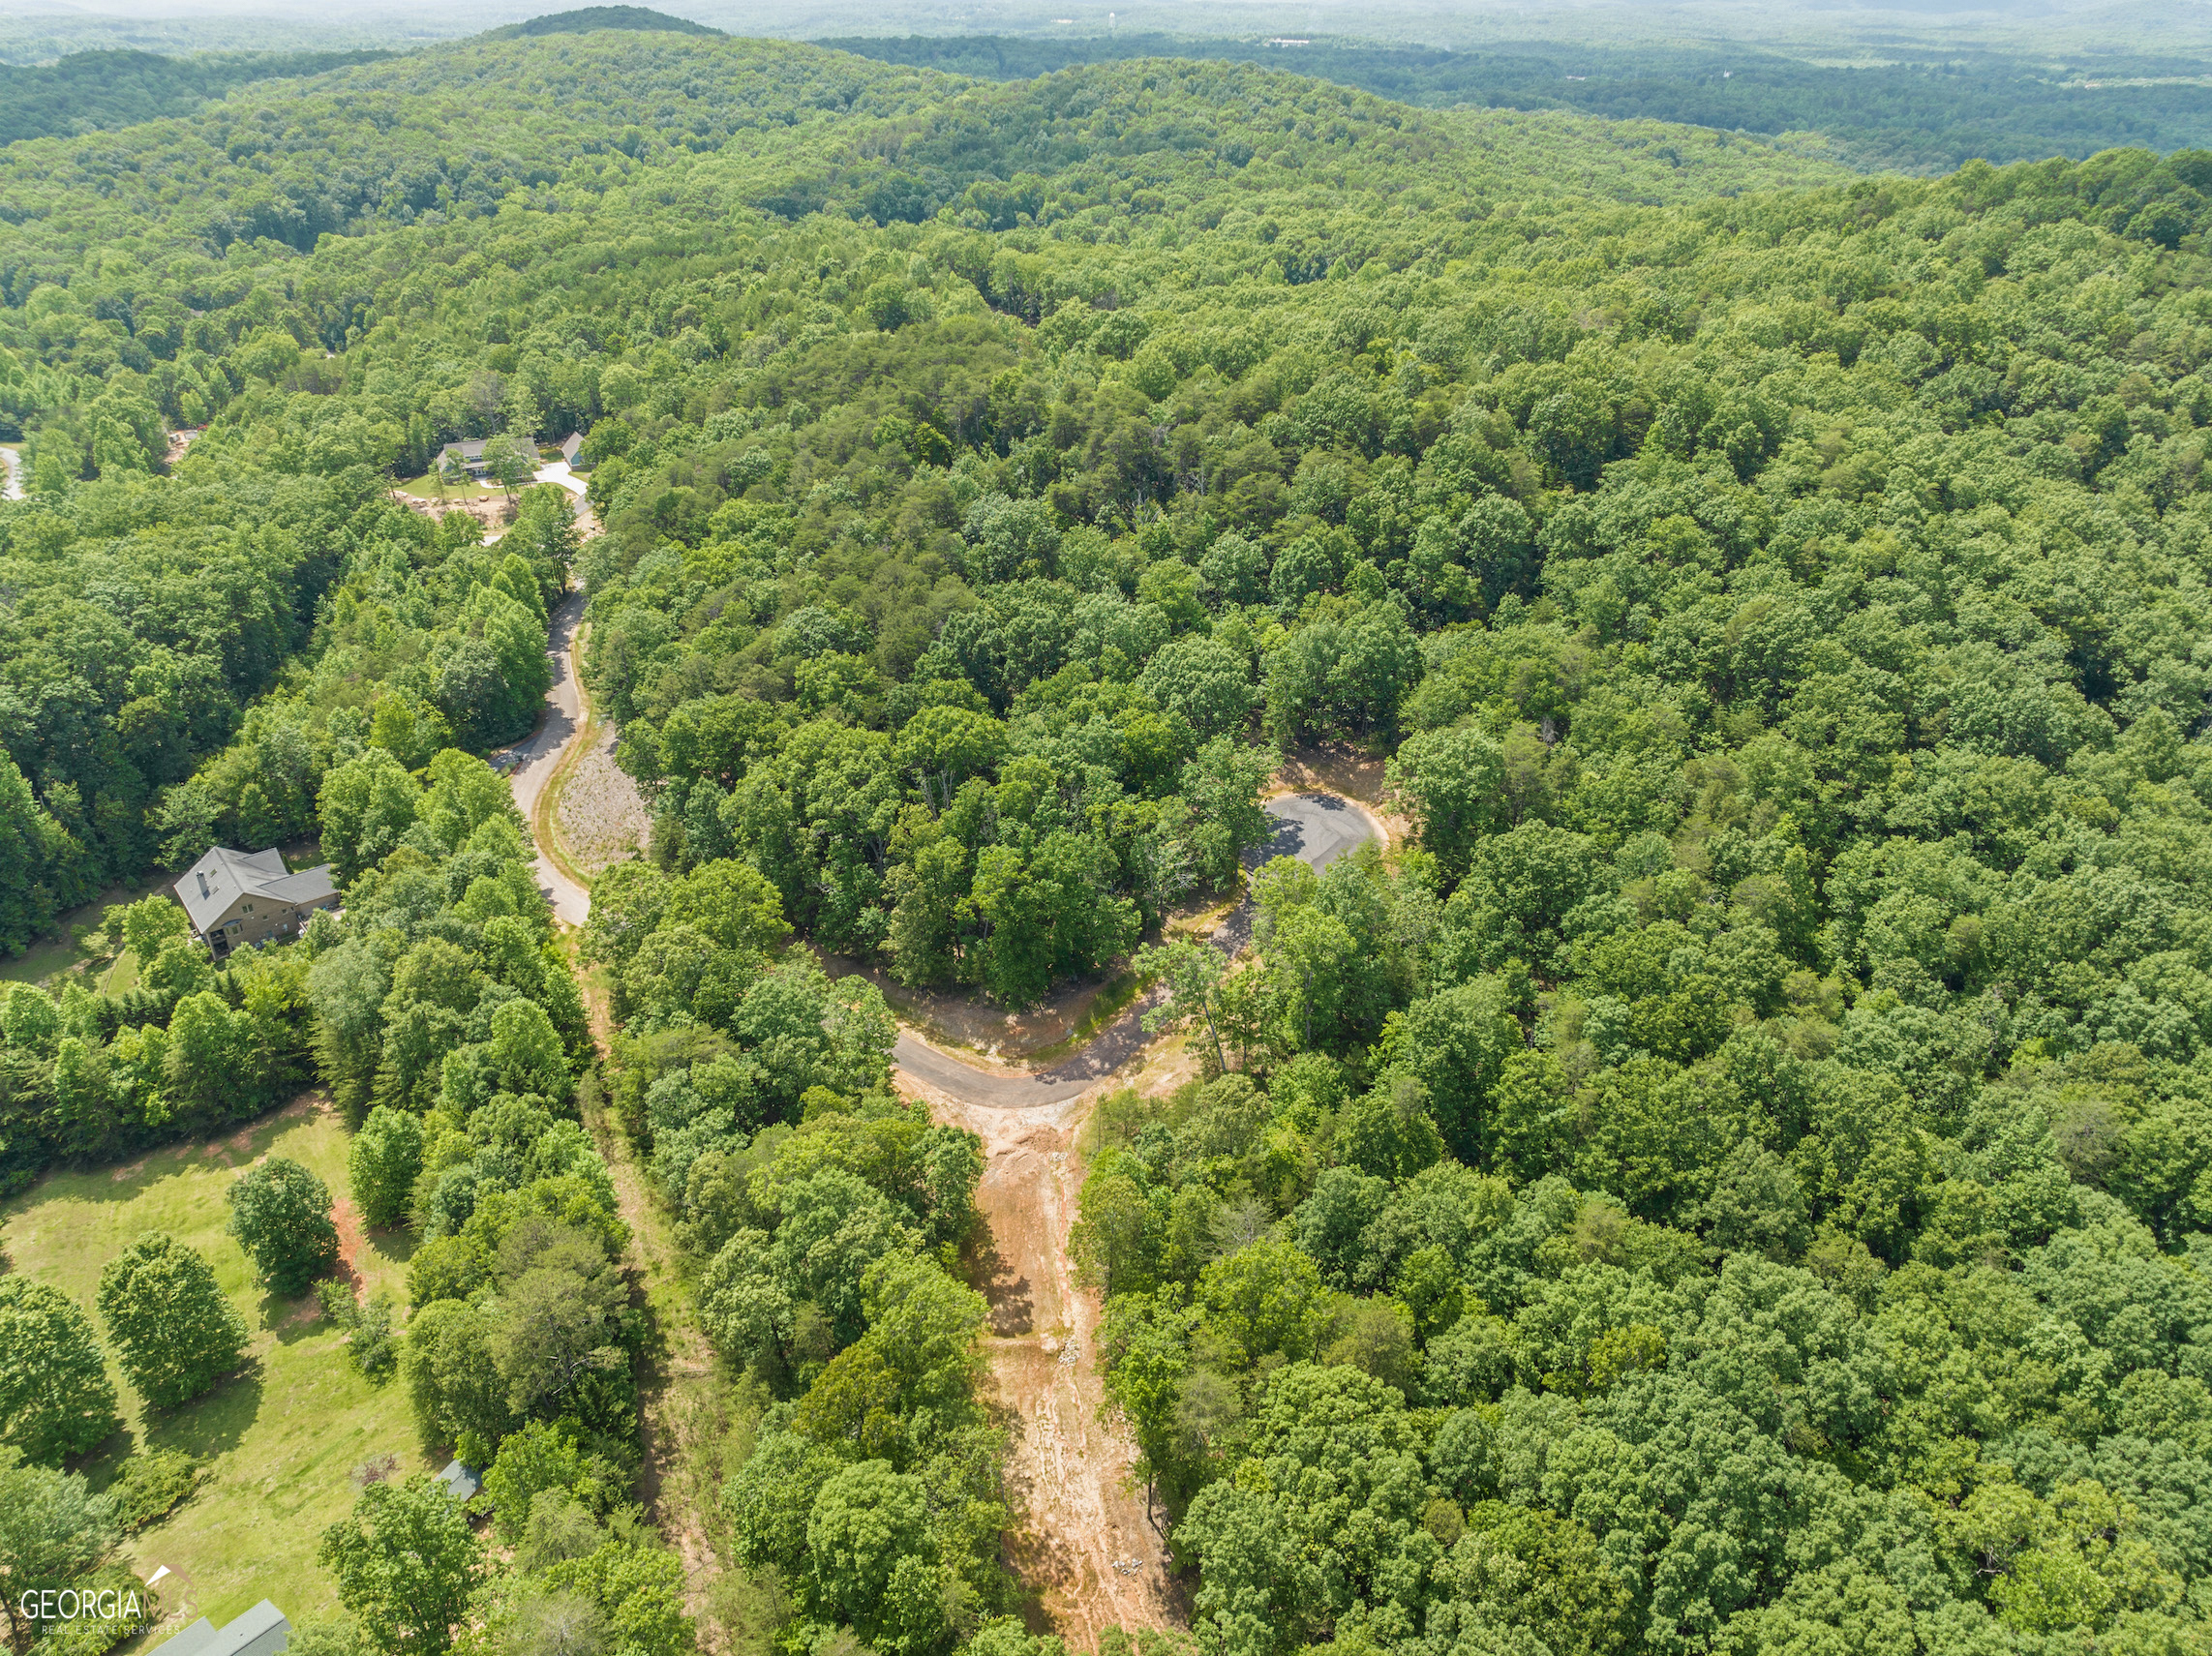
[0,1097,427,1635]
[394,471,503,502]
[101,948,141,996]
[0,884,138,989]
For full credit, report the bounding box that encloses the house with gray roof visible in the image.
[147,1600,289,1656]
[173,847,338,958]
[439,438,490,475]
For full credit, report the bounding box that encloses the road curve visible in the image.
[505,589,592,926]
[500,462,603,925]
[893,790,1382,1109]
[500,557,1385,1089]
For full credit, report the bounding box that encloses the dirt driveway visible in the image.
[891,789,1380,1647]
[902,1069,1186,1646]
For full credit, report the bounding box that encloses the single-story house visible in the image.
[147,1600,289,1656]
[439,438,490,475]
[436,1459,482,1501]
[174,847,339,958]
[560,431,584,466]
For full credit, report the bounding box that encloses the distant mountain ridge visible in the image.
[0,47,389,147]
[486,7,722,39]
[822,29,2212,170]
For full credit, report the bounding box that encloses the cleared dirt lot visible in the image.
[900,1068,1187,1647]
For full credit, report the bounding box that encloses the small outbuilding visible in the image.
[559,431,584,466]
[436,1459,482,1501]
[173,847,338,958]
[147,1600,289,1656]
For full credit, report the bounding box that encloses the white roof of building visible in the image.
[174,847,336,935]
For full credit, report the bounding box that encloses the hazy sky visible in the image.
[0,0,2173,66]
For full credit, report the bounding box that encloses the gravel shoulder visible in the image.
[502,588,592,927]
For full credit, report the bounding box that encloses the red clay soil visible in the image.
[900,1071,1186,1649]
[331,1195,369,1296]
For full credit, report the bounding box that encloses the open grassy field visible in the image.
[0,1097,426,1636]
[394,471,506,502]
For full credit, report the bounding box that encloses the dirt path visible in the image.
[499,549,1382,1648]
[883,793,1380,1648]
[504,497,730,1639]
[901,1069,1185,1646]
[575,1007,732,1640]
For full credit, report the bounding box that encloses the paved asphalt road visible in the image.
[894,791,1381,1107]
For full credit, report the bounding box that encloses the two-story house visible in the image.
[173,847,340,958]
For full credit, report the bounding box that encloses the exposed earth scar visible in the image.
[891,792,1380,1647]
[504,563,1377,1646]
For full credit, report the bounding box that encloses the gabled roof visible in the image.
[560,432,584,462]
[173,847,335,934]
[262,867,338,905]
[203,1601,289,1656]
[148,1602,289,1656]
[440,438,489,461]
[436,1459,482,1500]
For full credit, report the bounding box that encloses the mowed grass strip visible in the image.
[0,1097,428,1631]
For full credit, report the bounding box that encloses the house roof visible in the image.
[149,1619,220,1656]
[436,1459,482,1500]
[203,1601,289,1656]
[173,847,335,934]
[263,867,338,905]
[560,432,584,462]
[440,438,488,461]
[149,1602,289,1656]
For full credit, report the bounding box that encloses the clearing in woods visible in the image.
[899,1060,1187,1646]
[514,510,1380,1644]
[0,1097,420,1634]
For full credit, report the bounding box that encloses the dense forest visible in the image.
[0,493,693,1653]
[486,7,722,41]
[7,22,2212,1656]
[0,48,390,146]
[830,33,2212,173]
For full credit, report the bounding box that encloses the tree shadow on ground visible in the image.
[39,1094,332,1209]
[967,1230,1033,1337]
[260,1288,329,1344]
[142,1364,264,1461]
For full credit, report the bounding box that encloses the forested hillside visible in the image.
[7,26,2212,1656]
[0,48,389,146]
[832,33,2212,173]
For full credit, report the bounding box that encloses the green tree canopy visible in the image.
[0,1279,117,1465]
[95,1233,249,1408]
[227,1155,342,1296]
